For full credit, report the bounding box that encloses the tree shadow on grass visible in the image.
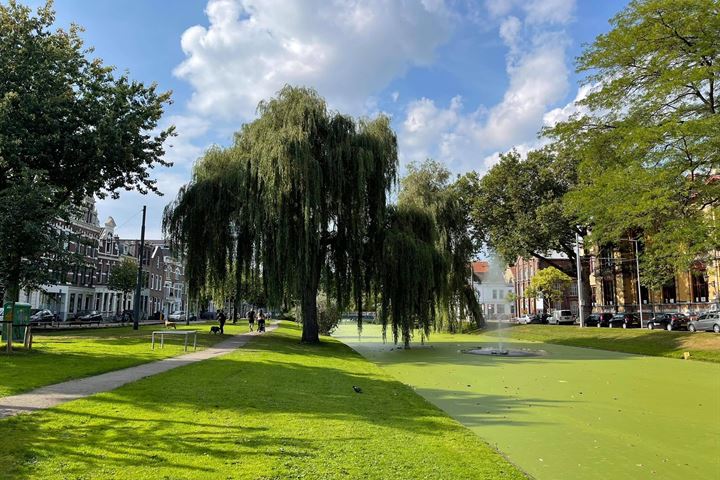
[0,325,535,478]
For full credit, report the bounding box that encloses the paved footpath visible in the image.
[0,323,277,419]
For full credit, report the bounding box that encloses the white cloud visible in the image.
[400,0,575,174]
[485,0,575,25]
[175,0,453,119]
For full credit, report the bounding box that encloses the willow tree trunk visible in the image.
[300,255,321,343]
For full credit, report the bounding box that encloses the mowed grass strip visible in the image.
[0,322,245,397]
[484,323,720,362]
[0,322,527,480]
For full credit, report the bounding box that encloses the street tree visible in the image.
[164,86,396,344]
[108,257,138,314]
[459,149,591,316]
[526,267,573,312]
[398,159,483,330]
[545,0,720,287]
[0,1,174,302]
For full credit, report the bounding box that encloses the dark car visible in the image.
[75,310,103,322]
[584,312,614,328]
[608,313,641,329]
[647,312,688,331]
[30,309,57,323]
[688,312,720,333]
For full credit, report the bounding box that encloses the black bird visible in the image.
[352,385,362,394]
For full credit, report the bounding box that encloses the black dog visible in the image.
[210,326,221,334]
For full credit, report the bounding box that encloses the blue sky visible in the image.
[34,0,628,238]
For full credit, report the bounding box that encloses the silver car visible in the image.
[688,312,720,333]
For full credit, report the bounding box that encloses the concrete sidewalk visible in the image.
[0,323,277,419]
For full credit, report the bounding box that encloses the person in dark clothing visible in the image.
[257,309,266,333]
[247,308,255,332]
[217,310,227,334]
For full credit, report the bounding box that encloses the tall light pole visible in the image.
[575,231,585,327]
[132,206,146,330]
[621,238,644,328]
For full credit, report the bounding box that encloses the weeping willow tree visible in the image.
[164,86,396,343]
[380,205,446,348]
[398,159,483,331]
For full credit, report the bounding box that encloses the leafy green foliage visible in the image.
[399,159,483,331]
[545,0,720,286]
[525,266,572,310]
[460,149,582,264]
[0,1,173,301]
[316,292,341,336]
[164,86,396,343]
[379,205,446,347]
[108,257,138,311]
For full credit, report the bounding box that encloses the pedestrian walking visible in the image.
[218,309,227,334]
[258,309,266,333]
[247,308,255,332]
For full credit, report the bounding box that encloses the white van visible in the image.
[549,309,574,325]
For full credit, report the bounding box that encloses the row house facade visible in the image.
[20,199,188,321]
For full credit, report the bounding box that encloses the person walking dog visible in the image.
[217,309,227,334]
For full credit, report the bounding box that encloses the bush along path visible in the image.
[0,323,277,418]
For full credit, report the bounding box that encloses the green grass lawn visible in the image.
[0,322,249,397]
[335,323,720,480]
[0,322,526,479]
[483,323,720,362]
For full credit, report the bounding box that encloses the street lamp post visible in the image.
[575,231,584,328]
[621,238,644,328]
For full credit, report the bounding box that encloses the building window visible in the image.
[602,278,615,305]
[492,289,497,299]
[692,272,709,302]
[662,279,677,304]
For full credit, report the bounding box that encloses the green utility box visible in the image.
[2,302,31,343]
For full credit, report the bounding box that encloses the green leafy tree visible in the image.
[164,86,396,343]
[398,159,483,330]
[0,1,174,302]
[526,267,572,312]
[459,149,590,316]
[108,257,138,314]
[545,0,720,287]
[379,205,446,347]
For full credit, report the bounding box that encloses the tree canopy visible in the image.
[399,159,483,331]
[526,267,573,312]
[164,86,397,343]
[545,0,720,287]
[108,257,138,310]
[0,1,174,301]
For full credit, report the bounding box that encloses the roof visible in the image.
[471,261,489,274]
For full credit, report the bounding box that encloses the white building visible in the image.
[471,253,515,320]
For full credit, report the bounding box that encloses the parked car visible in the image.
[646,312,688,331]
[688,312,720,333]
[608,313,641,329]
[75,310,103,322]
[169,310,186,322]
[584,312,614,328]
[549,309,574,325]
[520,314,540,324]
[30,309,57,323]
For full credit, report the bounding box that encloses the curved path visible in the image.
[0,323,277,419]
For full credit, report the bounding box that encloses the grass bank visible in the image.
[0,322,526,479]
[483,323,720,362]
[0,322,247,397]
